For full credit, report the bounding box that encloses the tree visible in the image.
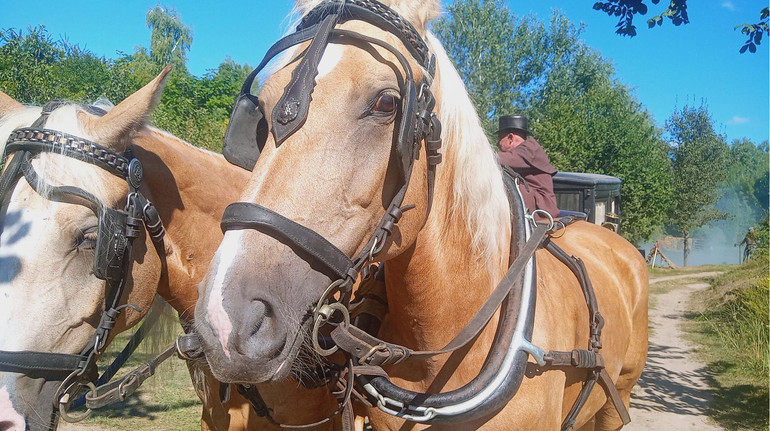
[432,0,546,134]
[433,0,673,244]
[0,26,115,104]
[0,20,250,153]
[592,1,769,53]
[146,5,192,72]
[666,103,730,266]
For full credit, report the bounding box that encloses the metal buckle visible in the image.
[311,302,350,356]
[358,343,388,365]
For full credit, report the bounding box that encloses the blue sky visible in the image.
[1,0,768,144]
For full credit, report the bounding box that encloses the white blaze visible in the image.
[317,44,344,79]
[0,202,49,351]
[206,231,247,359]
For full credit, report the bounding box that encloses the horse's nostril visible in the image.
[249,299,269,336]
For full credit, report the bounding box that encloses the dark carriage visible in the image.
[553,172,622,232]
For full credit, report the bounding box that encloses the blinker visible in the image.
[93,208,128,282]
[223,93,267,171]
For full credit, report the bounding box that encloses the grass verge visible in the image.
[687,257,769,431]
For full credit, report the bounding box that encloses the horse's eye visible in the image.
[372,92,399,114]
[76,228,98,251]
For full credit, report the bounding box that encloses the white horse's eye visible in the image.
[75,228,98,251]
[371,92,399,114]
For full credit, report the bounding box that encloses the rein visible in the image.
[0,105,172,424]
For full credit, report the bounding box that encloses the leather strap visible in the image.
[0,351,88,378]
[272,13,339,145]
[330,223,549,366]
[221,202,357,282]
[541,240,630,429]
[84,344,176,409]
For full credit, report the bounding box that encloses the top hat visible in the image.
[496,115,530,135]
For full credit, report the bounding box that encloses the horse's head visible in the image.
[195,0,443,383]
[0,68,170,430]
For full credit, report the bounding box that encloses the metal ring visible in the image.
[314,278,346,314]
[58,380,97,423]
[531,209,554,231]
[311,303,351,357]
[312,314,338,356]
[550,220,567,238]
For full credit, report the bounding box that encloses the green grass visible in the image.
[687,257,770,431]
[648,263,730,279]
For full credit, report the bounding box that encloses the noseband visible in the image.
[0,101,165,422]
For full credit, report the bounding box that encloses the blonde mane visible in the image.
[427,32,511,267]
[262,1,509,268]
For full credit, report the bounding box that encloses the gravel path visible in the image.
[626,272,723,430]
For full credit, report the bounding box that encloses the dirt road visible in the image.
[626,272,723,430]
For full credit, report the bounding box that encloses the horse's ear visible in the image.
[0,90,24,118]
[83,65,173,150]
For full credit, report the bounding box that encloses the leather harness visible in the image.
[0,102,175,425]
[183,0,632,428]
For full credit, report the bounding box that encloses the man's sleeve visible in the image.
[497,148,533,170]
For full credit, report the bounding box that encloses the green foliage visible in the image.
[592,0,689,37]
[0,26,113,104]
[1,6,251,153]
[433,1,673,244]
[736,7,770,54]
[592,1,767,54]
[693,257,769,429]
[146,5,192,73]
[433,0,537,134]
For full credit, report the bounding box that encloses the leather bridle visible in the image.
[220,0,443,294]
[0,102,166,424]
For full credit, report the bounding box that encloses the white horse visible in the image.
[0,69,336,430]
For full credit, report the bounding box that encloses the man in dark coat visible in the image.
[496,115,559,220]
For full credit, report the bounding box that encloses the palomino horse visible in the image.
[194,0,648,430]
[0,69,337,430]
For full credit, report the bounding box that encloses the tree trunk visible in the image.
[683,232,690,267]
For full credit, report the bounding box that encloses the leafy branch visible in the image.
[593,1,767,53]
[735,7,769,54]
[592,0,688,37]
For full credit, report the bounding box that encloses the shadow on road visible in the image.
[631,343,714,415]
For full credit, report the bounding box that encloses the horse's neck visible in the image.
[383,154,509,354]
[133,128,249,319]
